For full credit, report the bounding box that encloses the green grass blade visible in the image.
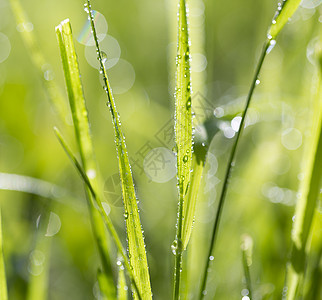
[0,210,8,300]
[85,1,152,299]
[285,48,322,300]
[117,259,128,300]
[198,2,304,298]
[55,20,116,299]
[268,0,302,40]
[241,235,253,300]
[26,212,51,300]
[54,128,142,300]
[9,0,68,122]
[97,268,116,300]
[182,155,203,250]
[173,0,193,298]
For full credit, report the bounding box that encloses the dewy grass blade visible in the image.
[268,0,302,40]
[0,210,8,300]
[284,43,322,300]
[9,0,68,123]
[198,2,303,298]
[117,258,128,300]
[55,20,116,299]
[85,1,152,299]
[54,128,142,300]
[173,0,193,298]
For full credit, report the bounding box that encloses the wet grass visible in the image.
[0,0,321,299]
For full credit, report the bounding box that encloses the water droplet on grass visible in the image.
[255,79,260,85]
[183,155,188,163]
[266,39,276,54]
[171,240,178,255]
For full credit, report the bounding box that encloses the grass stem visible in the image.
[198,40,270,299]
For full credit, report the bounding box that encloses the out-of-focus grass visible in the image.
[0,0,320,299]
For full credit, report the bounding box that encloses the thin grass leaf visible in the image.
[284,45,322,300]
[0,210,8,300]
[97,268,115,300]
[55,20,116,299]
[241,235,253,300]
[198,2,305,298]
[172,0,193,298]
[85,1,152,299]
[268,0,302,40]
[27,211,51,300]
[9,0,68,122]
[117,259,128,300]
[182,155,203,250]
[54,128,142,300]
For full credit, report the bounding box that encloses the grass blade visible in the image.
[172,0,193,298]
[55,20,116,299]
[198,2,304,298]
[268,0,302,40]
[117,258,128,300]
[0,210,8,300]
[241,235,253,300]
[9,0,68,122]
[85,1,152,298]
[26,211,51,300]
[54,128,142,300]
[284,44,322,300]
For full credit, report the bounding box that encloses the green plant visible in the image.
[0,0,321,299]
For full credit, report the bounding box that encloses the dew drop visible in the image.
[124,212,129,219]
[255,79,260,85]
[171,240,178,255]
[266,39,276,54]
[183,155,188,163]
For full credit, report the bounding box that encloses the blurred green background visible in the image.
[0,0,321,299]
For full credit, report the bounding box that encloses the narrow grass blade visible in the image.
[285,45,322,300]
[117,259,128,300]
[198,2,304,298]
[172,0,193,298]
[55,20,116,299]
[268,0,302,40]
[0,210,8,300]
[182,155,203,250]
[54,128,142,300]
[97,268,116,300]
[9,0,68,122]
[85,1,152,299]
[27,211,51,300]
[241,235,253,300]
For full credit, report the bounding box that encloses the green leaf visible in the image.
[173,0,193,298]
[285,52,322,299]
[26,211,51,300]
[182,155,203,250]
[54,129,142,300]
[85,1,152,299]
[117,259,128,300]
[55,20,116,299]
[268,0,302,40]
[0,210,8,300]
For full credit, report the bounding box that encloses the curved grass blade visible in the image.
[54,128,142,300]
[85,1,152,299]
[198,2,304,298]
[284,46,322,300]
[172,0,193,298]
[55,20,116,299]
[9,0,68,122]
[0,210,8,300]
